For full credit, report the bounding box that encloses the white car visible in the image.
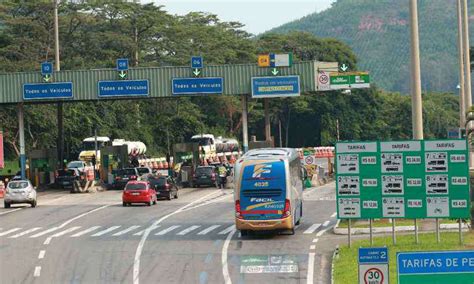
[67,160,90,173]
[4,180,37,208]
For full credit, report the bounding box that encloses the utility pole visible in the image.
[463,0,472,118]
[53,0,64,169]
[264,98,271,142]
[242,95,249,153]
[336,119,340,141]
[409,0,424,140]
[457,0,466,128]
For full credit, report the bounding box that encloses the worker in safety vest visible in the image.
[217,164,227,189]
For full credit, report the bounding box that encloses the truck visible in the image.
[79,137,147,166]
[190,134,239,160]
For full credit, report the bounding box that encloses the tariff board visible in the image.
[335,139,470,219]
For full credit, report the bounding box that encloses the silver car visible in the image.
[4,180,37,208]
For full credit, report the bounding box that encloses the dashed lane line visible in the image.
[91,226,121,237]
[113,225,141,236]
[38,250,45,259]
[322,220,330,227]
[198,225,221,235]
[177,225,201,236]
[0,228,21,237]
[51,226,81,238]
[155,225,181,236]
[34,266,41,277]
[71,226,101,237]
[218,225,235,235]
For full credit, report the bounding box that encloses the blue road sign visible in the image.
[116,58,129,71]
[251,76,300,98]
[172,77,223,95]
[359,247,388,264]
[23,82,73,100]
[98,80,149,98]
[397,250,474,275]
[41,62,53,75]
[191,56,203,69]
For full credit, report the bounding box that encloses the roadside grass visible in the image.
[333,231,474,284]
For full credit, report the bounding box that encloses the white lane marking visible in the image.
[34,266,41,277]
[91,226,121,237]
[134,225,160,236]
[30,227,61,238]
[113,225,141,236]
[310,245,316,250]
[31,204,111,239]
[43,237,52,245]
[0,208,23,215]
[316,225,334,237]
[322,221,330,227]
[155,225,181,236]
[134,190,222,284]
[218,225,236,235]
[0,228,21,237]
[197,225,221,235]
[71,226,101,237]
[307,252,315,284]
[304,224,321,234]
[177,225,201,236]
[312,238,319,243]
[331,212,337,218]
[38,250,45,259]
[51,226,81,237]
[222,229,236,284]
[9,227,42,238]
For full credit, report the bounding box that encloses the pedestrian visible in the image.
[218,164,227,189]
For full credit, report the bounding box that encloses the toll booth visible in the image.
[28,148,58,186]
[100,145,128,184]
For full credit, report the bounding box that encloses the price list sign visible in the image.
[336,139,470,219]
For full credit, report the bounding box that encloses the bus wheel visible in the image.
[240,230,249,237]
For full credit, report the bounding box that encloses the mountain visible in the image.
[271,0,473,94]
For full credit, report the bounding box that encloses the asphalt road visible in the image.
[0,182,338,284]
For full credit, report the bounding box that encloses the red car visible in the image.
[122,181,157,206]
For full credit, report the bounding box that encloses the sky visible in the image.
[149,0,336,35]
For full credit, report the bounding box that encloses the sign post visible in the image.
[0,131,4,169]
[336,139,470,243]
[397,250,474,283]
[359,247,389,284]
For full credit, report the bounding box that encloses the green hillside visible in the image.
[271,0,472,94]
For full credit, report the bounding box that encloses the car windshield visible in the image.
[58,169,76,176]
[118,169,136,176]
[150,177,167,186]
[125,183,147,190]
[67,162,83,168]
[196,167,212,175]
[137,168,150,175]
[8,181,29,189]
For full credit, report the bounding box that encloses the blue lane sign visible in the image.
[397,250,474,275]
[359,247,388,264]
[172,77,223,95]
[191,56,203,69]
[23,82,73,100]
[116,58,129,71]
[41,62,53,75]
[98,80,149,98]
[251,76,300,98]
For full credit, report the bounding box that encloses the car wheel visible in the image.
[31,200,37,208]
[174,190,178,199]
[123,202,127,207]
[167,193,172,201]
[147,198,152,206]
[4,202,10,209]
[153,198,157,205]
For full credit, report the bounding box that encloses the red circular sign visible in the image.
[364,267,384,284]
[305,156,314,165]
[319,74,329,84]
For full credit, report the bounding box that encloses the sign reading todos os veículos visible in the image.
[335,140,470,219]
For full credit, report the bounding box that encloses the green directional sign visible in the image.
[335,139,470,219]
[330,72,370,90]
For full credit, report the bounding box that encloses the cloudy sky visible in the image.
[149,0,336,35]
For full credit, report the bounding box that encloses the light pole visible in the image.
[457,0,465,128]
[409,0,423,140]
[53,0,64,169]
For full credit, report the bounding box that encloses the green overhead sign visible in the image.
[335,139,470,219]
[330,72,370,89]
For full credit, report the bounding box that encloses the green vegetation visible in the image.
[0,1,462,165]
[337,219,415,228]
[271,0,473,93]
[333,231,474,283]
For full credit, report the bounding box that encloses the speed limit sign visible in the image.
[358,247,389,284]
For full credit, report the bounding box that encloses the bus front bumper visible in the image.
[235,216,293,231]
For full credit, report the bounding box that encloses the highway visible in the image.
[0,183,337,284]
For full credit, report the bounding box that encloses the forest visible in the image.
[0,1,461,161]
